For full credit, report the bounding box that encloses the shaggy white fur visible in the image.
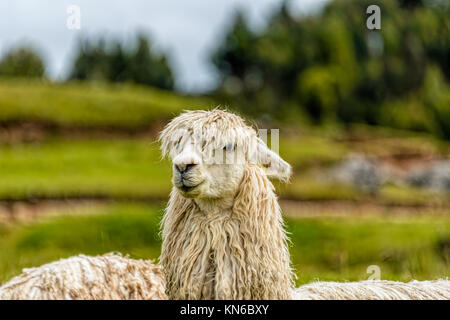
[293,280,450,300]
[160,165,294,299]
[159,109,294,299]
[0,254,166,300]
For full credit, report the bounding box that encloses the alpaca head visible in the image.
[159,109,291,201]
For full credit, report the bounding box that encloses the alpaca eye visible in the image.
[223,143,235,152]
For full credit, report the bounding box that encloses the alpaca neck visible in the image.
[194,196,235,215]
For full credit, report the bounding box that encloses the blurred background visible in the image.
[0,0,448,285]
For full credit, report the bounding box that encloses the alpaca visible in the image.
[294,280,450,300]
[0,109,449,300]
[0,253,166,300]
[158,109,294,299]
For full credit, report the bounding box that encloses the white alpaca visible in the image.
[0,254,166,300]
[294,280,450,300]
[158,109,293,299]
[0,109,448,300]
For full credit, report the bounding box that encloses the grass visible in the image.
[278,175,361,201]
[287,216,450,284]
[0,203,163,283]
[278,175,450,206]
[0,203,448,285]
[379,184,450,206]
[0,138,172,199]
[0,136,448,206]
[280,135,348,170]
[0,78,212,128]
[338,124,450,156]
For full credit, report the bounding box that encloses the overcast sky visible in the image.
[0,0,328,92]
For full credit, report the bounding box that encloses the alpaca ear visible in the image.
[256,138,292,182]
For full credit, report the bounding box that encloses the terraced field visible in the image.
[0,79,448,285]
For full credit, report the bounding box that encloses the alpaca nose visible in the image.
[173,150,201,174]
[175,163,197,174]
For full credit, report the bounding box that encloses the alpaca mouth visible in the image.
[179,181,203,193]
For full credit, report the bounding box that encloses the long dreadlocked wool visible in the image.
[158,109,294,299]
[160,165,294,299]
[293,279,450,300]
[0,253,166,300]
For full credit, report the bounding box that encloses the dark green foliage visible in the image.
[69,34,174,90]
[0,47,45,78]
[211,0,450,138]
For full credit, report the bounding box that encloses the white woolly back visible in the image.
[160,165,294,299]
[0,253,166,300]
[293,280,450,300]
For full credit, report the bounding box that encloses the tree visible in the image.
[69,39,110,81]
[211,0,450,137]
[0,47,45,78]
[128,36,174,89]
[68,34,174,90]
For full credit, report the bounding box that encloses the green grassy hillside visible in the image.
[0,79,212,128]
[0,138,171,199]
[0,134,448,206]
